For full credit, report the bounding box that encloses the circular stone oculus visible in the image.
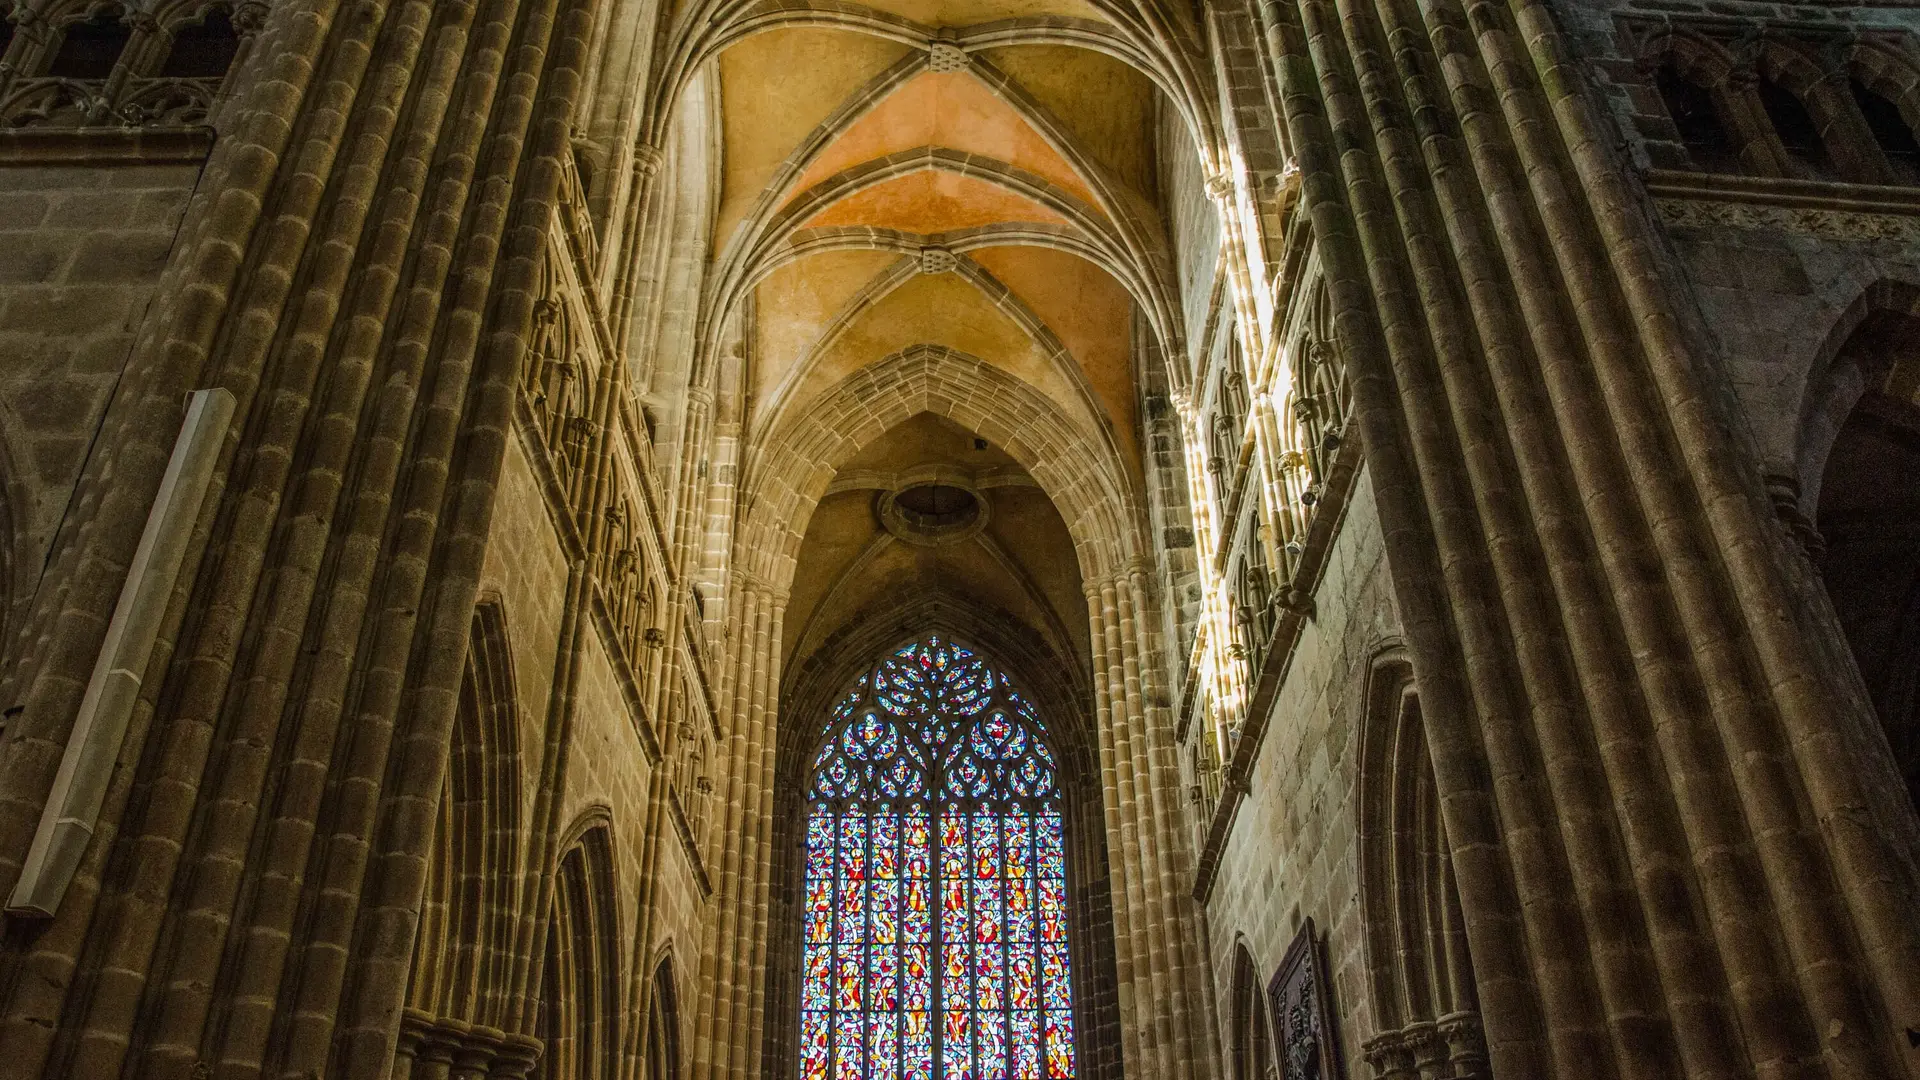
[879,479,989,545]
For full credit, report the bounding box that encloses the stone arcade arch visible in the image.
[1796,284,1920,813]
[647,956,683,1080]
[537,820,623,1080]
[393,602,539,1078]
[705,329,1200,1080]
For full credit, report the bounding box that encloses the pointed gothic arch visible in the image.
[648,953,684,1080]
[764,631,1122,1080]
[1794,284,1920,815]
[1229,941,1278,1080]
[1355,646,1488,1079]
[391,600,535,1074]
[738,344,1143,591]
[536,817,623,1080]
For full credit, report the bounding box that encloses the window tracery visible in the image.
[0,2,251,129]
[800,636,1076,1080]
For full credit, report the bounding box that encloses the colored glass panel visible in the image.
[977,1012,1007,1080]
[872,879,899,944]
[870,1012,900,1080]
[872,946,900,1011]
[903,880,931,942]
[808,880,834,943]
[903,943,931,1011]
[1009,949,1036,1010]
[837,1012,866,1080]
[799,637,1074,1079]
[1044,1012,1073,1078]
[973,880,1002,943]
[804,1012,832,1080]
[1011,1012,1041,1079]
[805,945,833,1011]
[943,1010,973,1080]
[942,940,969,1003]
[1005,813,1031,878]
[973,814,1000,878]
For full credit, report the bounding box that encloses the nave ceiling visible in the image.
[663,0,1209,672]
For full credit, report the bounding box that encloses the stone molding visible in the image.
[1654,197,1920,243]
[1645,168,1920,241]
[0,124,212,164]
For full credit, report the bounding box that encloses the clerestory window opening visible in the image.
[799,635,1077,1080]
[1851,78,1920,183]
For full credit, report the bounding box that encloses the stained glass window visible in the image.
[800,636,1076,1080]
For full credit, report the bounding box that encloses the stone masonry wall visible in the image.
[483,434,573,814]
[1204,469,1398,1073]
[1552,0,1920,488]
[0,156,201,639]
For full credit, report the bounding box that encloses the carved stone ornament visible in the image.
[918,245,957,275]
[926,41,968,73]
[1268,917,1344,1080]
[1654,197,1920,244]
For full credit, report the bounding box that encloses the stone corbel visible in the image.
[632,141,664,178]
[1280,584,1316,620]
[1764,472,1825,560]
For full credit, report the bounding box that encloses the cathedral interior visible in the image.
[0,0,1917,1076]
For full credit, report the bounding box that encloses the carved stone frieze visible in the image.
[0,76,219,129]
[1653,197,1920,243]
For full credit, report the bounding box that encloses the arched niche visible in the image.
[536,820,622,1080]
[1229,942,1278,1080]
[647,954,683,1080]
[1355,648,1489,1079]
[392,602,534,1078]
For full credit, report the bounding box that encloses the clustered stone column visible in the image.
[1084,559,1220,1080]
[689,574,785,1080]
[1259,0,1920,1071]
[0,0,597,1075]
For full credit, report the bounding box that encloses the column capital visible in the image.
[1361,1028,1419,1080]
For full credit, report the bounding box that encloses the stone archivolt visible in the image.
[0,0,1913,1077]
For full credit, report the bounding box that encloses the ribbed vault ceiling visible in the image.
[687,0,1194,671]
